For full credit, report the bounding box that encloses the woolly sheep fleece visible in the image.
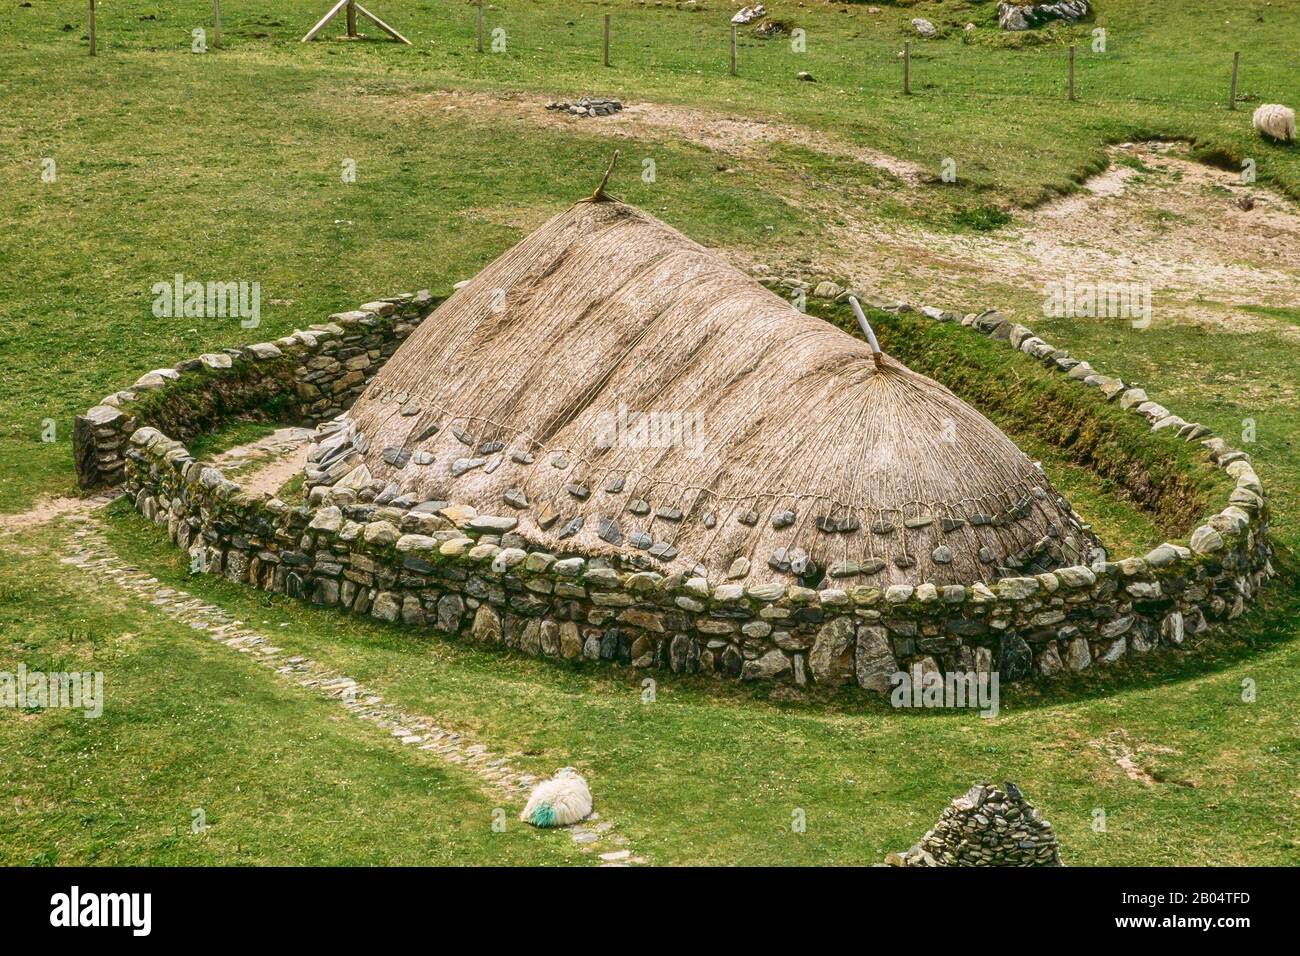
[1253,104,1295,143]
[521,768,593,828]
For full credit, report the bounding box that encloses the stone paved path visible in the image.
[55,514,644,866]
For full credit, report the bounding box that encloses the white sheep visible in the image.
[520,767,593,827]
[1253,104,1295,143]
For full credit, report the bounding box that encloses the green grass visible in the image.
[1238,304,1300,328]
[185,418,282,461]
[950,205,1014,232]
[0,523,585,865]
[2,0,1299,865]
[275,470,306,503]
[3,0,1300,512]
[80,498,1297,866]
[1007,432,1165,556]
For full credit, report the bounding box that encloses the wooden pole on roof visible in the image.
[588,150,621,202]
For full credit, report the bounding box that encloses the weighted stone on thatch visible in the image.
[331,197,1097,589]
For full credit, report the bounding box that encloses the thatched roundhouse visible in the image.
[306,198,1101,589]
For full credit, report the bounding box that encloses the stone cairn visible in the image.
[546,97,623,118]
[885,782,1061,867]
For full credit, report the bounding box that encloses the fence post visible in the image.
[214,0,222,48]
[476,0,484,53]
[88,0,96,56]
[1229,51,1240,110]
[1068,45,1076,101]
[604,14,611,67]
[730,25,737,76]
[346,0,357,37]
[903,41,910,95]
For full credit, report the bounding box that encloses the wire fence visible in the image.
[77,1,1300,116]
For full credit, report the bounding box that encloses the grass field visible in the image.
[1,0,1297,865]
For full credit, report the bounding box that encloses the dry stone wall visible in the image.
[89,290,1274,693]
[74,292,435,488]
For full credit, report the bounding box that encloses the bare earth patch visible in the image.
[389,88,927,183]
[806,143,1300,338]
[1091,730,1182,787]
[382,88,1300,338]
[600,101,926,183]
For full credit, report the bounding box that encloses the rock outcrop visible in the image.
[998,1,1089,31]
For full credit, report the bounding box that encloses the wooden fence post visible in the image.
[1229,51,1240,110]
[477,0,484,53]
[214,0,222,48]
[903,41,910,95]
[346,0,357,37]
[88,0,96,56]
[1068,45,1076,101]
[730,25,737,76]
[604,14,611,67]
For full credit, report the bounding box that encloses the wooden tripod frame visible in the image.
[302,0,411,45]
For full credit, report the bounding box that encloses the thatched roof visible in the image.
[316,198,1097,587]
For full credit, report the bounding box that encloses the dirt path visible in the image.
[206,426,314,496]
[1,428,310,535]
[0,491,121,534]
[601,101,927,183]
[855,142,1300,334]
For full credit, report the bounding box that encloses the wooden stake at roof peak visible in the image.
[585,150,621,203]
[849,296,886,371]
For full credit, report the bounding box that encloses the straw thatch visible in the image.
[316,198,1098,588]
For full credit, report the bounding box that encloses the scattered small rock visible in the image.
[546,97,624,118]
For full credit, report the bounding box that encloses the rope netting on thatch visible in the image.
[319,198,1098,587]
